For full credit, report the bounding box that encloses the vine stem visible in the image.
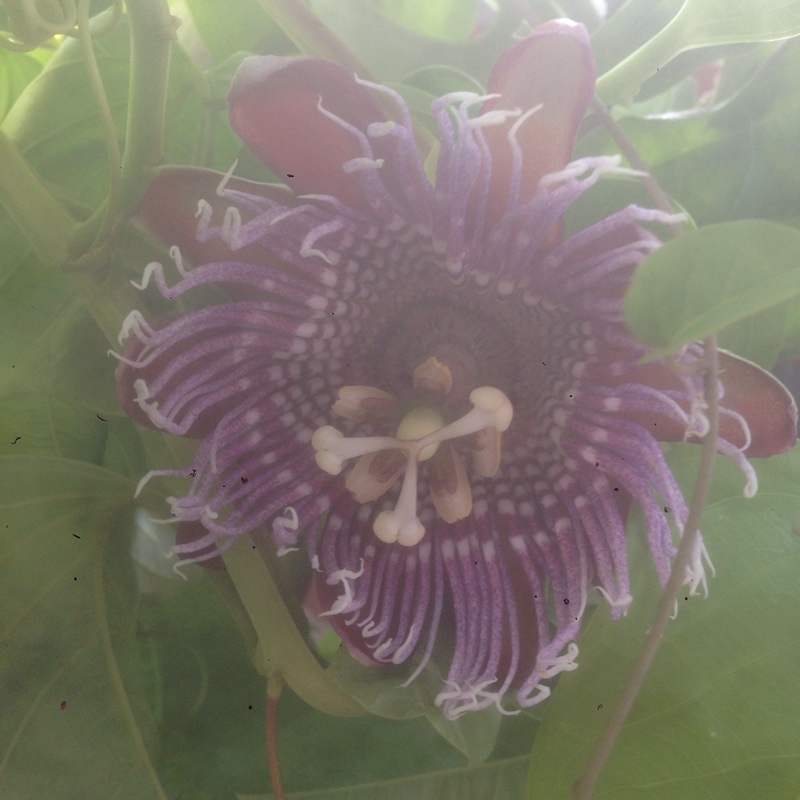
[571,335,720,800]
[68,0,177,261]
[76,0,122,250]
[589,96,685,239]
[266,674,286,800]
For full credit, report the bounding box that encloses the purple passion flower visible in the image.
[116,20,797,718]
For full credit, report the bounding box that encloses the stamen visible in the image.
[332,385,399,422]
[419,387,513,449]
[373,457,425,546]
[413,357,453,396]
[471,427,502,478]
[311,426,398,475]
[346,450,406,503]
[311,386,514,545]
[429,443,472,523]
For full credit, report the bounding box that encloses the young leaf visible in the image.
[624,220,800,356]
[528,445,800,798]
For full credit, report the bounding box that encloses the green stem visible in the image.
[571,336,720,800]
[589,96,684,239]
[0,128,77,263]
[223,534,367,718]
[77,0,122,250]
[595,3,688,105]
[68,0,177,259]
[118,0,175,216]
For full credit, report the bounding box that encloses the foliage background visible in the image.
[1,1,800,798]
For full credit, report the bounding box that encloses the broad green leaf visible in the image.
[0,48,43,121]
[596,0,800,104]
[528,444,800,798]
[0,456,167,799]
[0,391,105,462]
[238,755,528,799]
[308,0,516,82]
[591,0,684,76]
[0,213,120,411]
[182,0,293,65]
[577,40,800,232]
[2,19,132,210]
[2,13,227,210]
[624,220,800,355]
[372,0,478,42]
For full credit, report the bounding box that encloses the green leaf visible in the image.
[0,48,43,122]
[577,41,800,232]
[0,391,106,462]
[528,444,800,798]
[0,213,120,411]
[624,220,800,356]
[307,0,516,82]
[0,456,168,799]
[372,0,478,42]
[183,0,293,65]
[237,755,528,800]
[596,0,800,104]
[2,20,132,210]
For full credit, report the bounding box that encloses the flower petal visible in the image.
[228,56,390,212]
[136,166,294,267]
[480,19,595,229]
[614,352,798,457]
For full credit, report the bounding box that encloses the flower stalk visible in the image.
[223,534,366,718]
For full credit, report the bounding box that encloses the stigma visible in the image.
[312,386,513,546]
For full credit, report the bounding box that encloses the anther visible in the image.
[311,426,398,475]
[332,385,399,422]
[413,357,453,396]
[373,457,425,546]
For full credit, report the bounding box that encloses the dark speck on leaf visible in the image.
[241,477,249,484]
[97,414,107,422]
[11,437,21,445]
[286,173,294,178]
[60,701,67,710]
[72,534,81,539]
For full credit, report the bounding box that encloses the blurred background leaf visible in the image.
[528,445,800,799]
[0,458,164,799]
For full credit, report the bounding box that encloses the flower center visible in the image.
[311,381,513,547]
